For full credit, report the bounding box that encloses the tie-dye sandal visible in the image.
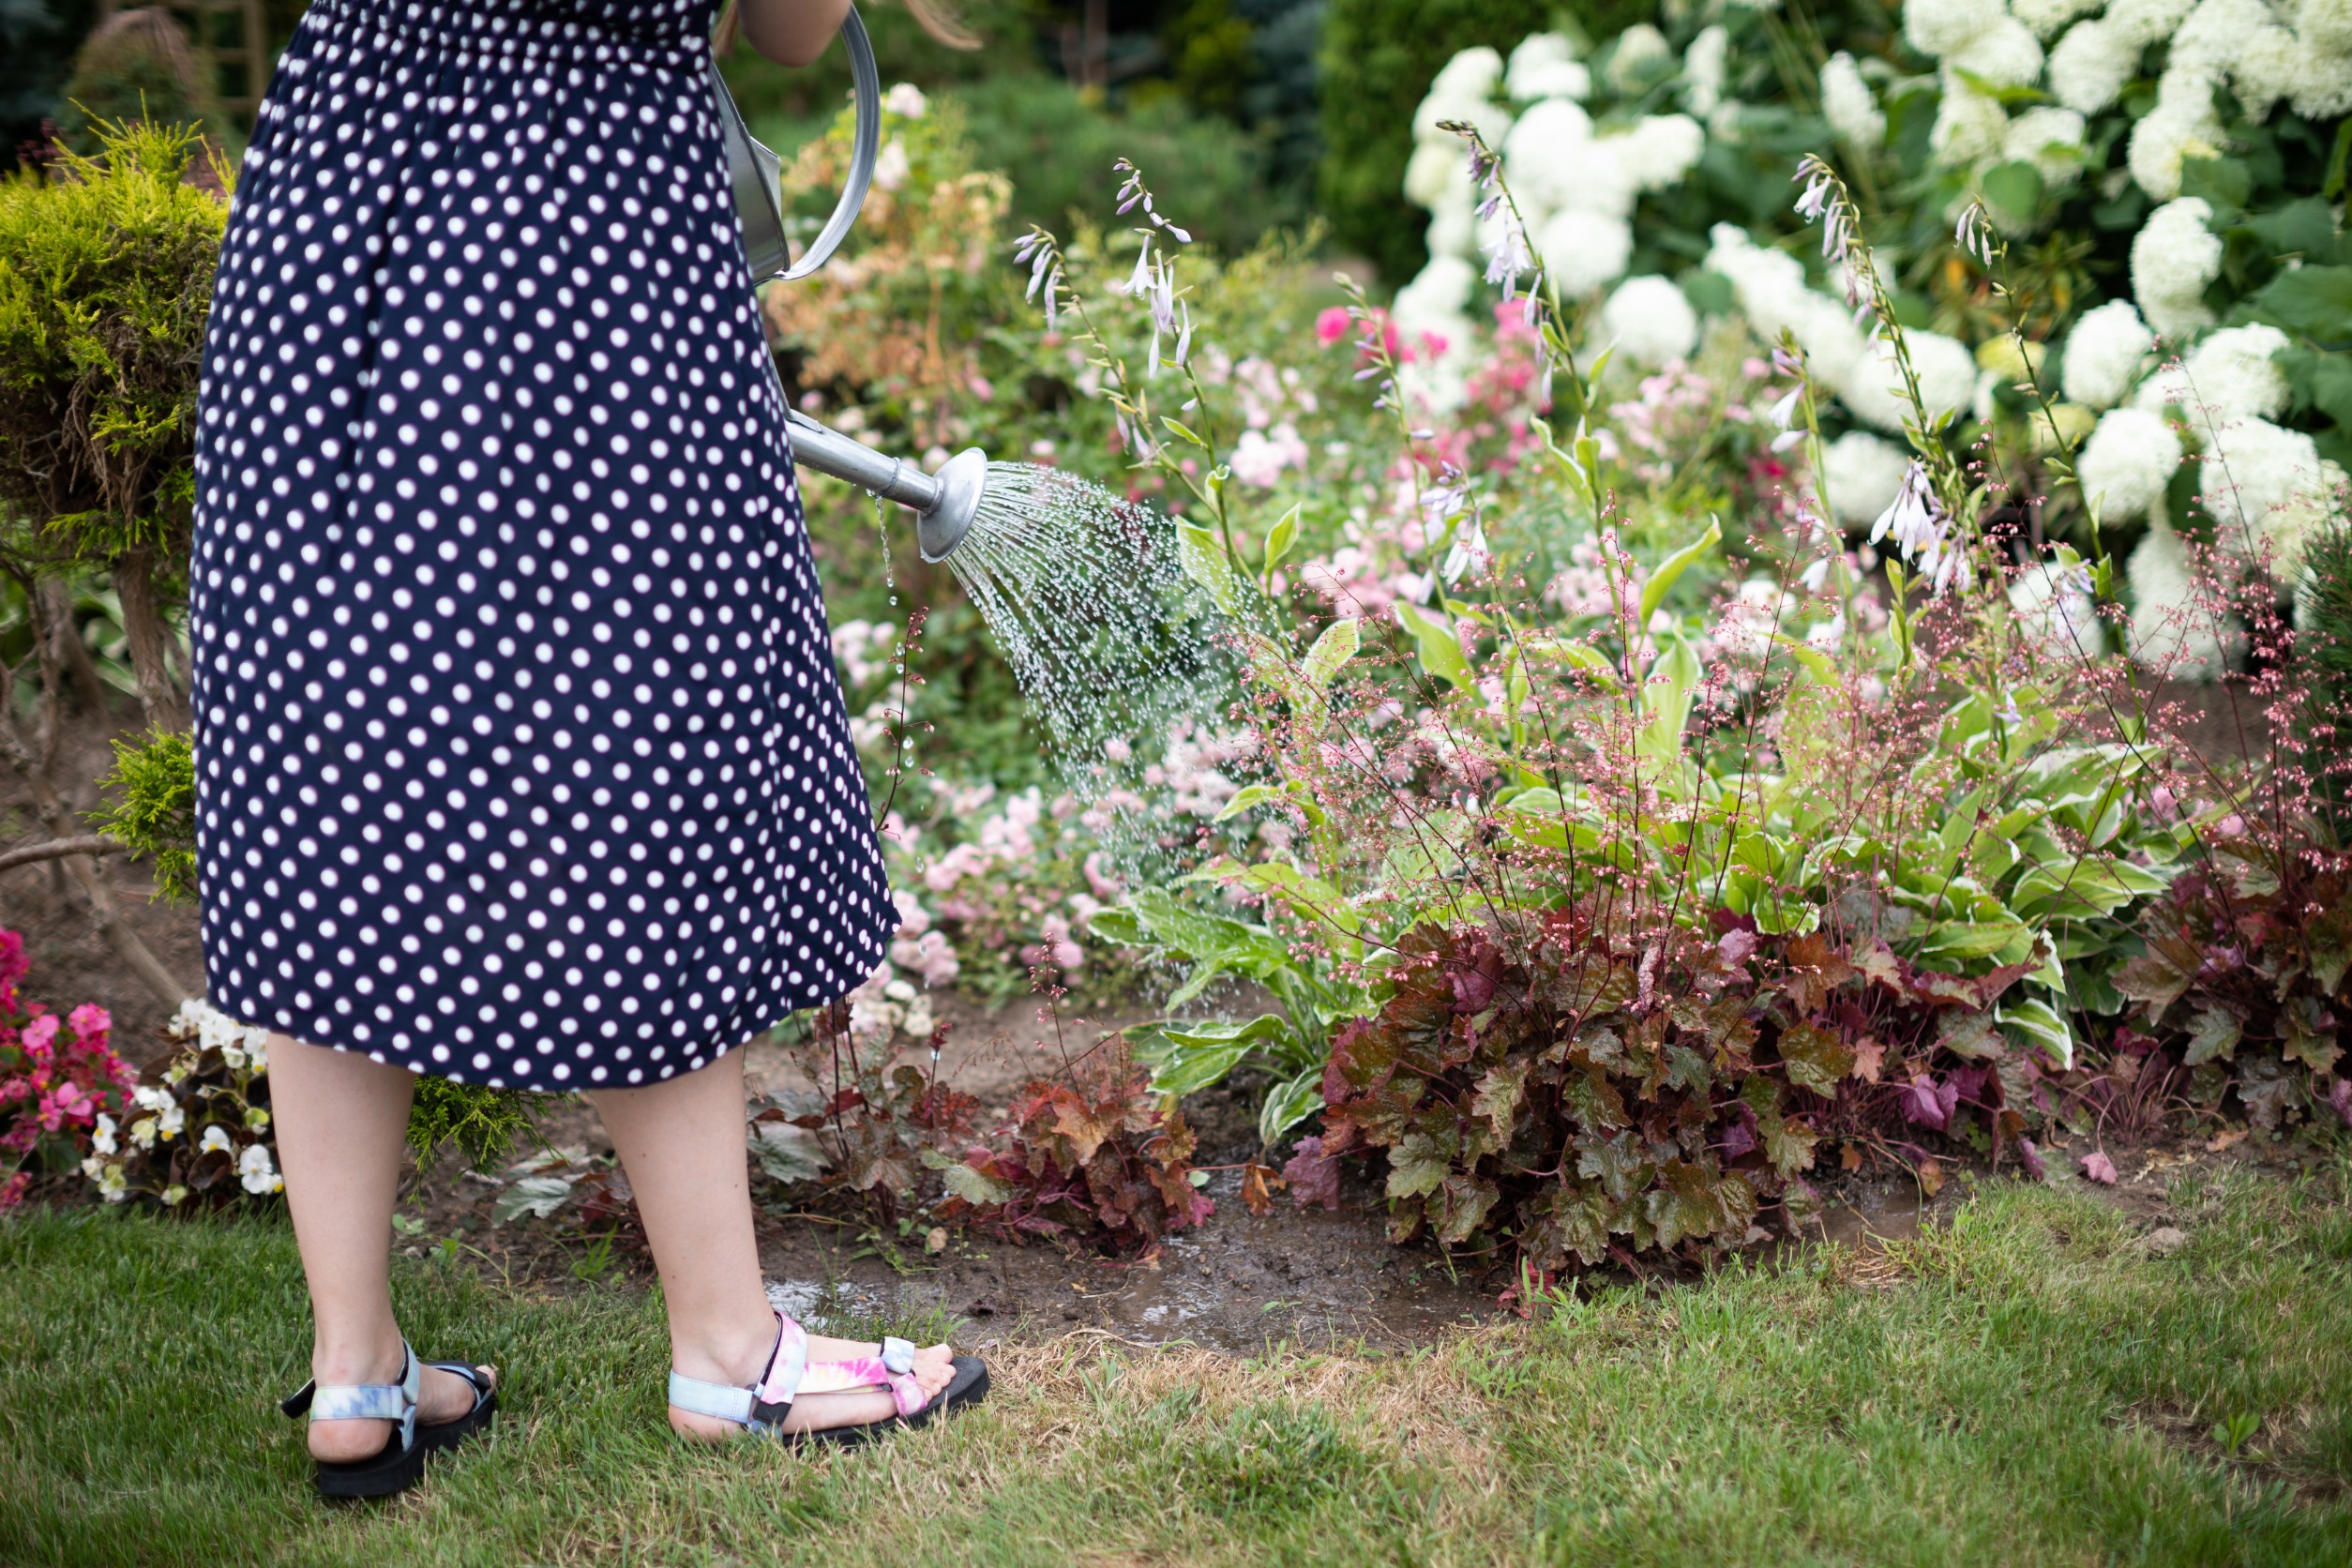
[280,1342,498,1499]
[667,1311,988,1448]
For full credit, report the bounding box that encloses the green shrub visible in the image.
[1314,0,1559,283]
[91,725,195,902]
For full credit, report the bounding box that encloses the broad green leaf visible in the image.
[491,1174,580,1226]
[1636,633,1700,772]
[1177,520,1247,616]
[1386,1130,1451,1200]
[1995,998,2073,1069]
[1262,504,1302,571]
[1214,782,1293,822]
[2249,264,2352,337]
[1300,615,1359,689]
[1530,637,1621,687]
[2181,1004,2242,1066]
[1770,631,1841,687]
[1395,599,1475,692]
[942,1162,1015,1207]
[1638,515,1723,626]
[1981,159,2044,224]
[1917,915,2030,959]
[747,1122,829,1185]
[1778,1022,1855,1095]
[1258,1067,1326,1144]
[1160,416,1210,448]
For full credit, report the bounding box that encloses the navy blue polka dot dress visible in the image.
[188,0,893,1090]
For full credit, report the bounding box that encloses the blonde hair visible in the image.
[712,0,978,55]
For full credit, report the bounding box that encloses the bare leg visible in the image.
[268,1036,483,1462]
[589,1046,953,1439]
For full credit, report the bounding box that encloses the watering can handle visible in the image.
[711,1,882,286]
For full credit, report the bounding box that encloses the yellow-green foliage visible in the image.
[91,725,196,902]
[0,118,227,572]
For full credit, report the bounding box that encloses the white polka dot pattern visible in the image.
[187,0,891,1090]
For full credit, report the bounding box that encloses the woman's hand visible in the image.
[736,0,853,67]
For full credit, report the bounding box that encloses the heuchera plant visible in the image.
[0,929,135,1208]
[1310,913,2051,1268]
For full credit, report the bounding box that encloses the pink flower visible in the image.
[1315,307,1350,345]
[38,1080,90,1132]
[67,1003,110,1046]
[0,1170,28,1210]
[20,1013,57,1059]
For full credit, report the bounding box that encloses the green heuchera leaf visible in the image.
[1777,1023,1854,1095]
[748,1121,829,1185]
[2182,1004,2243,1066]
[942,1161,1015,1207]
[1386,1128,1452,1200]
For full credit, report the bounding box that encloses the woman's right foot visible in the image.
[308,1350,490,1463]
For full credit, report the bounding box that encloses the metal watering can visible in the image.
[709,5,987,563]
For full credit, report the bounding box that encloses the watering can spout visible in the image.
[783,409,987,563]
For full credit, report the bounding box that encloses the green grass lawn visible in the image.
[5,1162,2350,1567]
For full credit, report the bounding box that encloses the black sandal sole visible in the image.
[795,1355,988,1450]
[312,1381,498,1500]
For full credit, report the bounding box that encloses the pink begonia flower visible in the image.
[20,1013,58,1058]
[68,1003,111,1044]
[0,1075,29,1102]
[891,889,931,937]
[1315,307,1350,345]
[38,1080,91,1131]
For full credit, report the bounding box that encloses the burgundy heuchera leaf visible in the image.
[1283,1135,1342,1211]
[2079,1150,2118,1184]
[1897,1074,1954,1130]
[2016,1137,2046,1180]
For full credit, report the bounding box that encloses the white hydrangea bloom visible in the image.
[2048,19,2140,113]
[1393,254,1476,333]
[1931,78,2010,168]
[1950,18,2048,85]
[1907,0,2011,57]
[1820,53,1887,147]
[2288,42,2352,116]
[1404,141,1467,208]
[1703,224,1871,388]
[1502,98,1596,216]
[2003,106,2088,186]
[1822,430,1914,523]
[1840,331,1979,433]
[1620,114,1708,191]
[2010,559,2108,659]
[1428,47,1505,104]
[2129,515,2238,677]
[1684,26,1731,115]
[2079,406,2185,520]
[2128,71,2224,199]
[2263,461,2351,581]
[2111,0,2202,44]
[1506,33,1590,100]
[2132,198,2223,339]
[2014,0,2104,36]
[1607,24,1674,91]
[2061,300,2156,408]
[2199,416,2325,549]
[2297,0,2352,51]
[2232,24,2303,117]
[1599,275,1700,367]
[2172,0,2275,77]
[2179,324,2292,422]
[1534,207,1635,295]
[1425,186,1475,264]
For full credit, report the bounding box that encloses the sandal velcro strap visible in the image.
[668,1316,936,1431]
[281,1342,423,1452]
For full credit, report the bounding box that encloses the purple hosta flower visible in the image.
[1024,241,1054,301]
[1766,384,1805,452]
[1954,202,1998,267]
[1871,460,1971,594]
[1012,229,1044,265]
[1482,205,1533,303]
[1114,158,1143,215]
[1772,342,1805,380]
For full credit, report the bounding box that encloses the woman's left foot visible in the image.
[668,1314,986,1444]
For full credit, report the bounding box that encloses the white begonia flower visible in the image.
[2179,325,2293,423]
[93,1113,119,1155]
[1501,98,1597,216]
[1404,140,1468,209]
[1683,26,1730,115]
[2132,198,2223,339]
[200,1123,234,1154]
[130,1116,158,1150]
[1907,0,2009,57]
[2047,19,2139,113]
[2128,71,2224,200]
[1822,431,1915,523]
[1534,208,1635,296]
[1619,114,1707,192]
[2010,559,2108,660]
[2078,406,2185,520]
[1607,24,1674,90]
[1950,18,2047,85]
[1506,32,1591,100]
[2061,300,2156,408]
[2013,0,2104,36]
[238,1142,283,1196]
[2003,106,2088,187]
[1839,331,1979,433]
[883,82,927,118]
[2199,416,2325,551]
[1930,78,2010,169]
[161,1184,188,1207]
[1820,53,1887,148]
[1600,275,1700,368]
[2129,514,2239,678]
[157,1100,185,1138]
[94,1161,129,1202]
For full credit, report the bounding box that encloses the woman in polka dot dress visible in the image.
[193,0,987,1494]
